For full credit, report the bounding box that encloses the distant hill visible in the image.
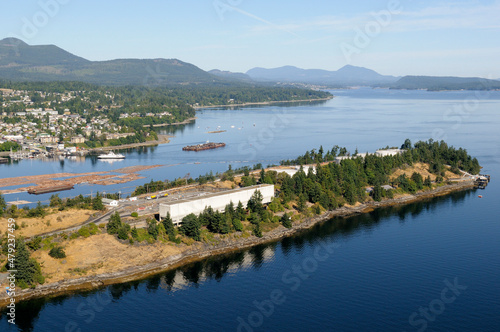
[208,69,253,82]
[392,76,500,91]
[0,38,225,85]
[246,65,399,86]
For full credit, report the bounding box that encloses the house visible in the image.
[38,134,57,144]
[70,135,86,144]
[102,198,119,207]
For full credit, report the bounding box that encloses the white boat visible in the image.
[97,151,125,159]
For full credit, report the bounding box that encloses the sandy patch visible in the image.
[33,234,183,283]
[0,209,97,238]
[389,163,456,181]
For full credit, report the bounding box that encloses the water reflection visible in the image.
[0,188,472,330]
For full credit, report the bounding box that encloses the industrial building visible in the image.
[159,184,275,226]
[375,149,405,157]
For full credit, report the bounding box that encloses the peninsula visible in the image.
[0,139,487,307]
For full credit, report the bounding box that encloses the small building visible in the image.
[375,149,404,157]
[102,198,119,207]
[159,184,275,226]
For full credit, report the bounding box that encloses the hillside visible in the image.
[208,69,253,82]
[392,76,500,91]
[0,38,225,86]
[246,65,399,86]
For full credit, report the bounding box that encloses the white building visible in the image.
[159,184,275,226]
[102,198,119,207]
[375,149,405,157]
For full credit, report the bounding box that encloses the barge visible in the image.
[182,142,226,152]
[28,184,75,195]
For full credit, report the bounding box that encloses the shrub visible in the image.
[78,226,91,238]
[27,237,42,251]
[131,212,139,218]
[49,246,66,259]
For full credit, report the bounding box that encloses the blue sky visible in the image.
[1,0,499,78]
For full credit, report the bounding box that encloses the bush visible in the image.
[78,226,91,238]
[27,237,42,251]
[49,246,66,259]
[131,212,139,218]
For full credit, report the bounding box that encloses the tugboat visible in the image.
[97,151,125,159]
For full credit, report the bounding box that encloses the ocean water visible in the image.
[1,88,499,331]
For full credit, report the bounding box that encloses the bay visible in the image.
[1,88,499,331]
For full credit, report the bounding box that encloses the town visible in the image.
[0,85,190,159]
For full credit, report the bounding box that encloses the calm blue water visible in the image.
[1,88,500,331]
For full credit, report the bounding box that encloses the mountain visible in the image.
[392,76,500,91]
[0,38,225,85]
[246,65,399,86]
[208,69,253,82]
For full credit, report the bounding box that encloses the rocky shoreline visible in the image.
[0,180,475,308]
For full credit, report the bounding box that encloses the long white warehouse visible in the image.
[159,184,275,226]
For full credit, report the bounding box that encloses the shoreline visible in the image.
[193,96,334,109]
[0,180,475,308]
[89,134,173,152]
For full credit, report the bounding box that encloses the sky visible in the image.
[1,0,500,78]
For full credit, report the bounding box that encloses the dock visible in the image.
[475,174,491,189]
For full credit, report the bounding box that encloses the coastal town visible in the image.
[0,86,183,159]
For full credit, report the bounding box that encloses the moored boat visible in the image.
[97,151,125,159]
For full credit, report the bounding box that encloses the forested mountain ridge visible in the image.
[0,38,226,85]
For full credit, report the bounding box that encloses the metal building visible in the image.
[159,184,275,226]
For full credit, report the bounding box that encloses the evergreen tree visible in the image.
[179,213,201,241]
[280,213,292,229]
[236,201,246,220]
[253,222,263,238]
[424,176,432,187]
[8,239,44,288]
[131,226,138,239]
[0,193,6,217]
[117,224,130,240]
[162,213,176,240]
[49,194,62,208]
[372,183,383,202]
[92,195,104,211]
[148,220,159,240]
[232,218,243,232]
[106,212,122,234]
[297,194,307,212]
[411,172,424,190]
[247,190,264,213]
